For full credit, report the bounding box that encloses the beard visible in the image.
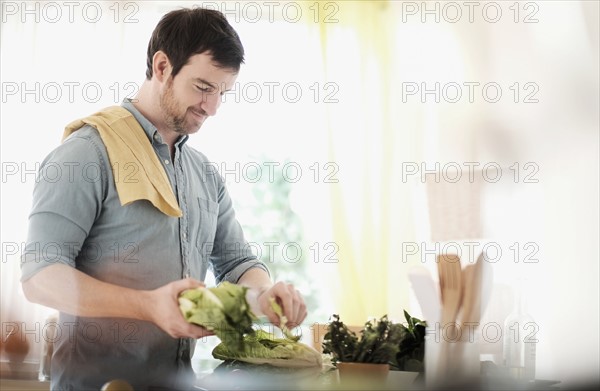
[159,78,204,135]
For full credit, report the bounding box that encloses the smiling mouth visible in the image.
[189,109,205,121]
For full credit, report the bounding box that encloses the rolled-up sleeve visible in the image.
[21,131,106,281]
[209,174,270,284]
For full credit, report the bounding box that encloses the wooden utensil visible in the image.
[452,252,491,379]
[460,251,494,327]
[435,254,463,380]
[437,253,462,328]
[460,257,483,327]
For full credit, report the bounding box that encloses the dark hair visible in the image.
[145,8,244,80]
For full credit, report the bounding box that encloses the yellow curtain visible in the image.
[304,1,420,325]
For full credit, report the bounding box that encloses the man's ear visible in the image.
[152,51,172,83]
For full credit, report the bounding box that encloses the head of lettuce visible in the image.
[178,282,322,368]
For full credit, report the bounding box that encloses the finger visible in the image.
[259,284,285,325]
[290,310,307,329]
[259,295,279,325]
[189,324,214,339]
[285,292,299,328]
[286,287,304,328]
[293,291,307,327]
[287,291,306,328]
[278,283,296,323]
[179,321,213,339]
[293,290,304,323]
[182,278,205,288]
[174,278,205,295]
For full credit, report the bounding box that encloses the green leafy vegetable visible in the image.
[212,329,322,368]
[178,282,256,351]
[179,283,319,368]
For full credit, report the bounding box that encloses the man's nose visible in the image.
[201,91,221,116]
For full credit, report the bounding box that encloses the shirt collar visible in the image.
[121,98,189,148]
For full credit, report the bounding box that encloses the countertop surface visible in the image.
[0,379,50,391]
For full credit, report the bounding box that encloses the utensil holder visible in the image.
[425,324,481,388]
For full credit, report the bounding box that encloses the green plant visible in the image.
[393,310,427,372]
[322,311,427,372]
[322,314,404,365]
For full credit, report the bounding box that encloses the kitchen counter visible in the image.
[195,361,562,391]
[0,361,49,390]
[0,379,50,391]
[196,363,422,391]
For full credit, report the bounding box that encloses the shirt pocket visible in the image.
[195,196,219,257]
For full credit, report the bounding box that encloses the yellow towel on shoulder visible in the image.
[63,106,182,218]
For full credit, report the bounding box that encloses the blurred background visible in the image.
[1,0,598,387]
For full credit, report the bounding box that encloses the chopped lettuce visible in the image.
[178,282,256,351]
[180,282,320,368]
[212,329,323,368]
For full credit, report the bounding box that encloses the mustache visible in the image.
[190,107,207,117]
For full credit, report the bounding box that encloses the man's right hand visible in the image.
[23,265,213,339]
[141,278,214,339]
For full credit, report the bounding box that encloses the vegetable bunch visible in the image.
[178,282,256,351]
[179,283,322,368]
[212,329,322,368]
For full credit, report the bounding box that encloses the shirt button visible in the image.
[154,134,160,141]
[164,159,170,165]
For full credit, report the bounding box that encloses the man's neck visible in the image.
[133,82,179,154]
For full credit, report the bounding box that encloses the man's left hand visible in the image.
[256,281,307,329]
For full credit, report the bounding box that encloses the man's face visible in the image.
[159,52,238,135]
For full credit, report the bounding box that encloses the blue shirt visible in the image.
[21,99,269,390]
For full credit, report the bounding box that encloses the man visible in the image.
[21,8,306,391]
